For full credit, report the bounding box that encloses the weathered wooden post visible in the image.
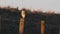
[41,14,46,34]
[19,10,25,34]
[41,20,45,34]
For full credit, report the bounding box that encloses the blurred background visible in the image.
[0,0,60,13]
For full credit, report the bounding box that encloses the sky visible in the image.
[0,0,60,13]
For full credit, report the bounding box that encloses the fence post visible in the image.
[41,20,45,34]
